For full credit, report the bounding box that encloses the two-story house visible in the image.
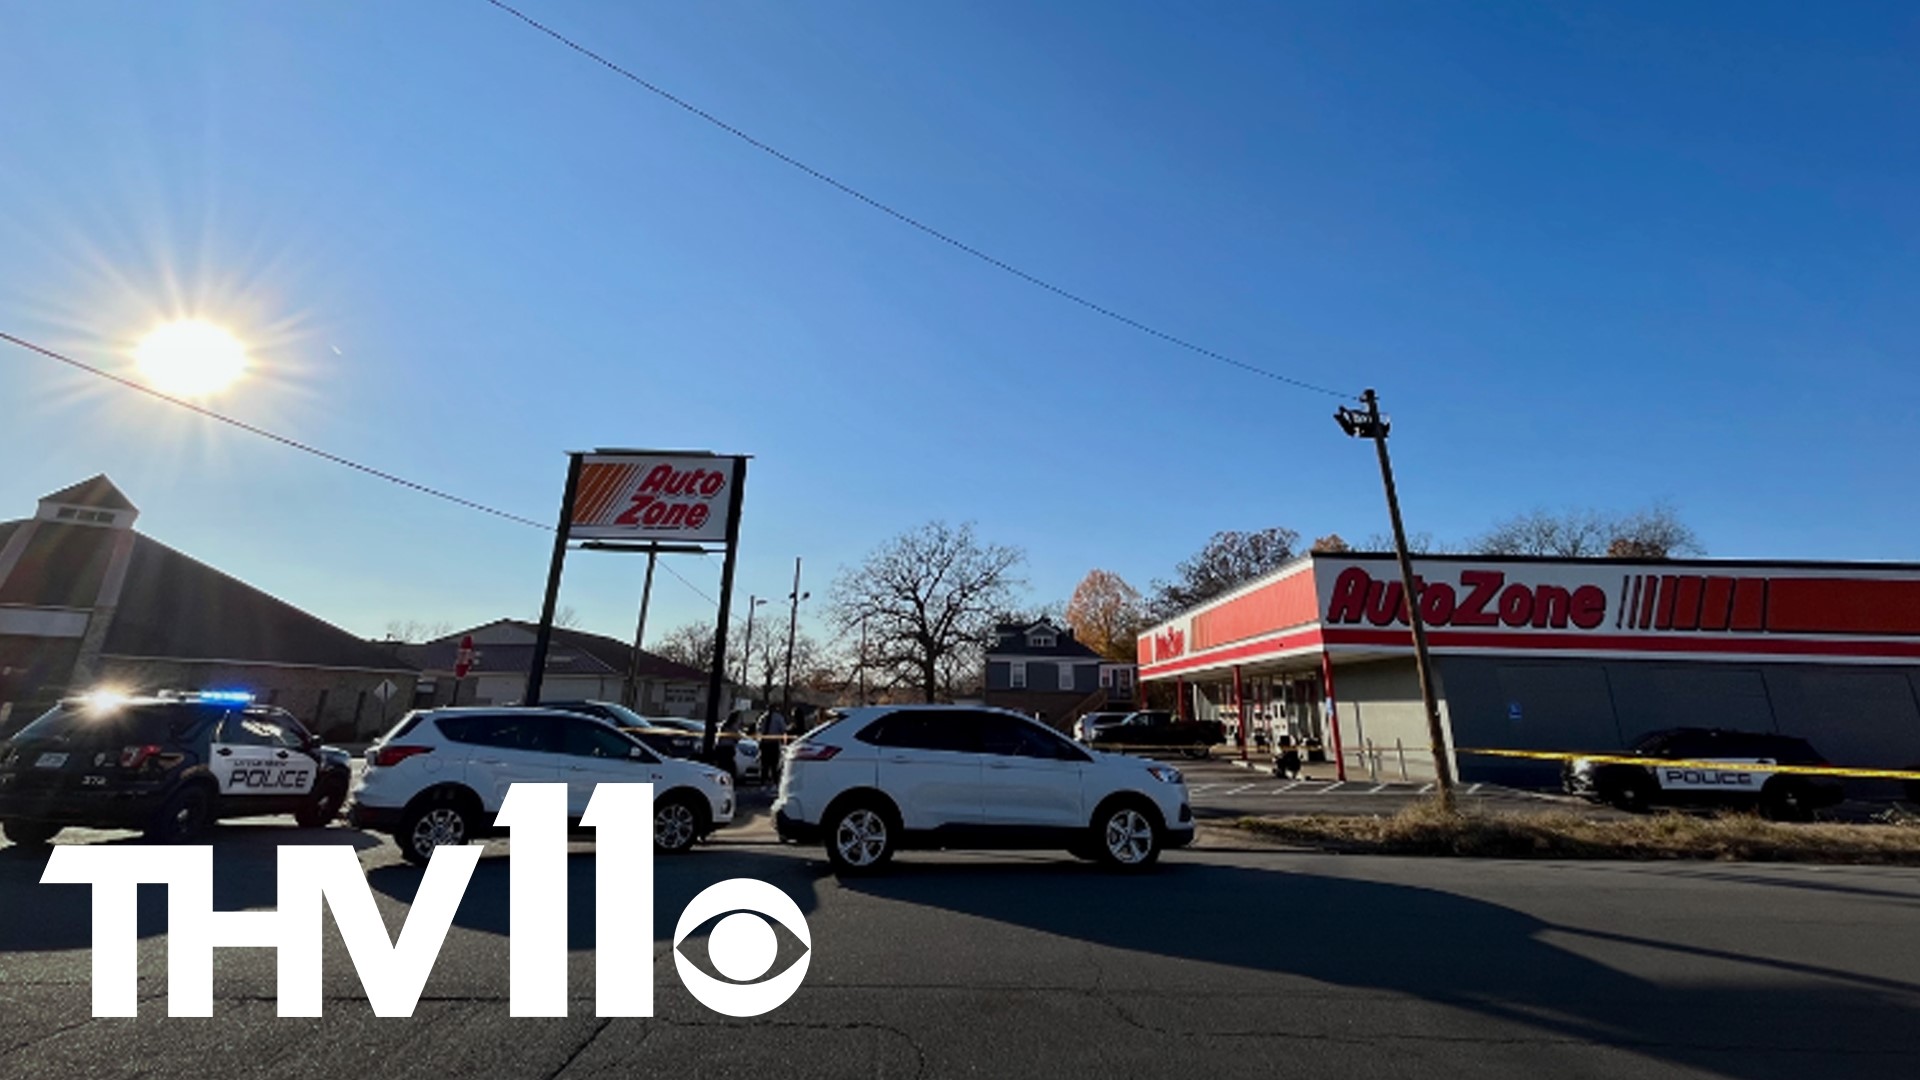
[982,617,1138,733]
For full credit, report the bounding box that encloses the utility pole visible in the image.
[739,596,767,705]
[781,557,808,716]
[1335,388,1456,811]
[620,550,659,711]
[857,613,869,706]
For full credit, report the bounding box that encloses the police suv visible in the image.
[1563,727,1845,821]
[0,691,352,846]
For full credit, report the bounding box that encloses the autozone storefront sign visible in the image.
[1324,565,1609,631]
[567,453,741,543]
[1317,558,1920,640]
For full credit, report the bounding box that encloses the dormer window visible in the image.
[1028,632,1056,649]
[53,507,116,525]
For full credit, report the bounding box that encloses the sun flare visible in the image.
[134,320,248,396]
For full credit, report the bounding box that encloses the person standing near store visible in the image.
[1272,734,1303,780]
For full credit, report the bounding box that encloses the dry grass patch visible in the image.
[1236,801,1920,864]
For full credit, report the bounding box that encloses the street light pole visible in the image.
[620,549,659,711]
[858,613,869,706]
[1336,388,1456,811]
[782,556,808,717]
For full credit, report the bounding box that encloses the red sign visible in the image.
[1151,627,1187,661]
[567,453,740,543]
[454,635,475,678]
[1326,567,1608,631]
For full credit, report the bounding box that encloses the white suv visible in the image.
[773,705,1193,871]
[349,707,734,864]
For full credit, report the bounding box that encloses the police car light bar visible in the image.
[196,690,256,704]
[157,689,256,704]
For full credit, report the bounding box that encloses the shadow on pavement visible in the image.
[362,845,828,952]
[832,857,1920,1080]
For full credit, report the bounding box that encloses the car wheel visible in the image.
[826,802,895,873]
[1182,745,1209,760]
[295,783,346,829]
[146,785,214,844]
[1601,774,1653,814]
[2,820,62,847]
[399,799,475,867]
[1761,780,1815,823]
[1094,802,1161,869]
[654,795,705,854]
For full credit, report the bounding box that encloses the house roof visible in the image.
[399,620,714,684]
[98,534,415,672]
[987,617,1102,660]
[40,475,136,511]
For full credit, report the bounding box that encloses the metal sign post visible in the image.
[526,453,584,706]
[702,455,749,761]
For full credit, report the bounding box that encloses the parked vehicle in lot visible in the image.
[1563,727,1845,821]
[349,707,733,864]
[643,716,763,781]
[536,700,761,781]
[1074,711,1133,743]
[0,691,351,846]
[773,705,1193,872]
[1089,710,1225,760]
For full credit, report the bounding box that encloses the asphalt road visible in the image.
[3,819,1918,1080]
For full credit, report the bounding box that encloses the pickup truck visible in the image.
[1090,710,1226,759]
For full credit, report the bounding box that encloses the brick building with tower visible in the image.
[0,476,415,738]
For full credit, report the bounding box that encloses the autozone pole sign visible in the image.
[567,453,741,543]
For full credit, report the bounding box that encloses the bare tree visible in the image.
[1606,504,1704,558]
[1362,530,1446,554]
[830,521,1025,703]
[653,621,716,672]
[382,619,454,643]
[1474,505,1701,559]
[1064,570,1146,661]
[1148,526,1299,619]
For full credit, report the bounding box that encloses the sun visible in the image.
[134,320,248,396]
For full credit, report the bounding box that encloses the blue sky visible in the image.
[2,1,1915,650]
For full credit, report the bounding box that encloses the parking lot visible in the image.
[4,818,1919,1079]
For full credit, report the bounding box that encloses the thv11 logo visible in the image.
[40,783,811,1018]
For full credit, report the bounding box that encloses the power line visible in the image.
[2,331,550,530]
[482,0,1359,401]
[3,329,748,624]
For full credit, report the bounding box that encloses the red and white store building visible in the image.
[1136,553,1920,789]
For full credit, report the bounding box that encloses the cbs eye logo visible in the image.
[673,878,812,1016]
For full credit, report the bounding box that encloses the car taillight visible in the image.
[119,744,164,768]
[788,744,839,762]
[371,744,432,768]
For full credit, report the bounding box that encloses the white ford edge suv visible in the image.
[773,705,1193,871]
[349,707,734,864]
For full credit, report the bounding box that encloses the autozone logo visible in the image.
[568,456,737,540]
[611,464,725,531]
[1152,627,1186,661]
[1326,567,1607,630]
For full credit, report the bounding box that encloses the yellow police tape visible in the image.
[1457,747,1920,782]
